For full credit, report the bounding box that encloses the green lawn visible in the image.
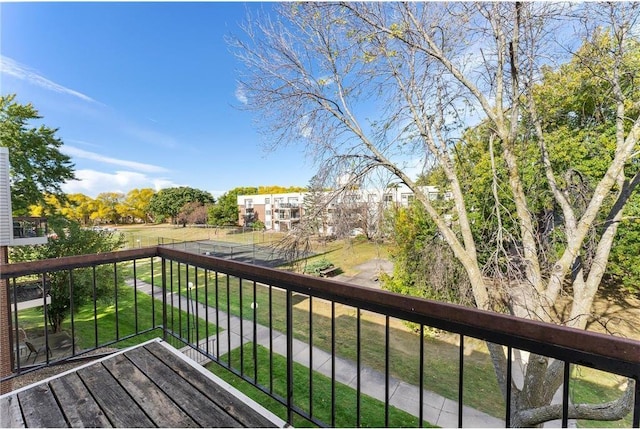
[570,366,633,428]
[17,278,218,352]
[128,257,505,418]
[207,343,436,428]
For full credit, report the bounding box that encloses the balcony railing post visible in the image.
[161,257,168,341]
[0,245,13,393]
[286,289,294,424]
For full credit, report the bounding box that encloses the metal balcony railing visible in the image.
[1,246,638,427]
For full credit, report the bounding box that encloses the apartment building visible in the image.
[237,185,448,234]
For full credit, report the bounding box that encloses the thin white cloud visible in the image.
[62,145,169,174]
[235,85,248,104]
[0,55,97,103]
[62,169,180,197]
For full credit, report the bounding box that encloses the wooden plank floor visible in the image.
[0,339,286,428]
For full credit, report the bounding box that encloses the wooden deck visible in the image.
[0,339,286,428]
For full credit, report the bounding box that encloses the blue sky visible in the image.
[1,2,314,198]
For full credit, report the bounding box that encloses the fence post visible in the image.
[0,245,14,393]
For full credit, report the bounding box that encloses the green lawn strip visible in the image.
[17,280,218,352]
[126,259,505,418]
[570,367,632,428]
[206,343,436,428]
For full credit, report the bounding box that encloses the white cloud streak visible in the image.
[0,55,97,103]
[235,85,248,104]
[62,169,179,197]
[61,145,169,173]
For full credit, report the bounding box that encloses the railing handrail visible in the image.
[3,246,640,379]
[1,247,157,277]
[156,247,640,377]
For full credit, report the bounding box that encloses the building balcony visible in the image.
[1,246,638,427]
[11,216,49,246]
[275,202,299,209]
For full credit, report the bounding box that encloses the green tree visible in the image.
[208,186,257,226]
[232,3,639,425]
[10,217,125,332]
[149,187,214,224]
[0,94,75,214]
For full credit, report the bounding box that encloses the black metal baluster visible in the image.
[195,267,200,346]
[92,266,98,347]
[240,277,244,376]
[309,296,314,419]
[269,284,273,394]
[331,301,336,428]
[215,270,220,358]
[12,278,20,371]
[178,263,182,341]
[133,260,138,334]
[186,264,190,343]
[253,280,258,384]
[42,273,49,365]
[420,324,424,428]
[205,269,210,355]
[161,258,168,341]
[169,260,174,337]
[69,269,74,361]
[286,289,294,424]
[151,257,155,328]
[357,308,361,428]
[385,315,390,428]
[506,346,512,427]
[562,362,570,428]
[458,334,464,428]
[114,263,119,341]
[226,274,231,366]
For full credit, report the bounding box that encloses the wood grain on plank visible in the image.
[125,345,242,427]
[102,352,198,428]
[49,372,112,428]
[77,363,154,428]
[144,341,277,428]
[18,384,67,427]
[0,394,25,428]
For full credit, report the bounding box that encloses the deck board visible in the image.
[49,373,112,427]
[18,383,67,427]
[124,345,241,427]
[0,339,283,428]
[102,352,199,427]
[77,363,155,428]
[0,394,25,428]
[144,341,277,428]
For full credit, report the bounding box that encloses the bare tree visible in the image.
[230,2,639,426]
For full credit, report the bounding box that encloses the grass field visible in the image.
[207,344,436,428]
[17,279,218,352]
[103,225,633,426]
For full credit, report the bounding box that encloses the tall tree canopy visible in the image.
[232,3,639,426]
[208,186,258,226]
[0,94,75,214]
[11,217,125,332]
[149,186,214,224]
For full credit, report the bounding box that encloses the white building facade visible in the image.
[237,185,449,235]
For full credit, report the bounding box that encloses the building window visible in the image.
[383,194,393,202]
[265,198,270,204]
[244,199,253,208]
[266,210,271,216]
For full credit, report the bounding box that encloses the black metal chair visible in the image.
[25,341,51,364]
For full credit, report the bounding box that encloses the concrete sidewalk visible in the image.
[127,278,504,427]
